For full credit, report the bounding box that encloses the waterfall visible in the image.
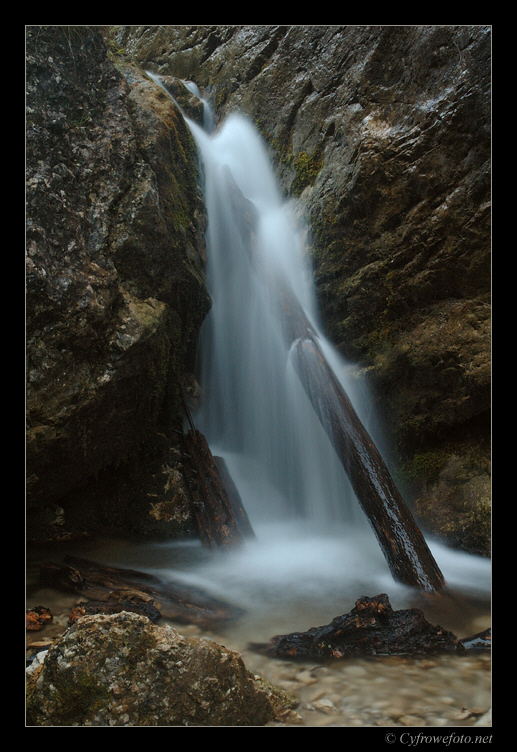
[188,112,373,533]
[143,76,490,618]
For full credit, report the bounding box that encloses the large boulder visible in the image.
[26,27,211,540]
[26,612,281,726]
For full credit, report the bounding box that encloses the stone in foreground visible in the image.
[26,612,283,726]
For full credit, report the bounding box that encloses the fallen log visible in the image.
[251,593,485,660]
[290,335,445,592]
[39,555,244,630]
[223,167,445,592]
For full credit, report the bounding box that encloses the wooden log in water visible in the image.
[39,555,244,629]
[223,167,445,592]
[290,336,445,592]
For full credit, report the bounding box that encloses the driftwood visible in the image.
[252,593,488,660]
[224,167,444,593]
[39,555,244,630]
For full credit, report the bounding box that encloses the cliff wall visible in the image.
[26,26,491,554]
[116,25,492,554]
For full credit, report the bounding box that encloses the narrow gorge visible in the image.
[26,26,491,728]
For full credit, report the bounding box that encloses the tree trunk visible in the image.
[224,168,445,592]
[290,335,445,592]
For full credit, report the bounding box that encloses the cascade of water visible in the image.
[180,80,216,133]
[143,76,490,612]
[187,111,376,533]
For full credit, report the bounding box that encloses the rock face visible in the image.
[26,26,491,554]
[26,27,211,540]
[116,25,491,554]
[26,612,278,726]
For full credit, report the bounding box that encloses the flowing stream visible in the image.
[27,78,491,726]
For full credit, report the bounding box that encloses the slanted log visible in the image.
[223,167,444,592]
[40,555,244,629]
[290,336,445,592]
[252,593,460,659]
[272,276,444,591]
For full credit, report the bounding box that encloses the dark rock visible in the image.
[26,27,210,538]
[252,593,467,660]
[459,627,491,652]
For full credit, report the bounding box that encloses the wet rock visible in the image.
[26,27,210,539]
[116,25,491,552]
[26,612,282,726]
[254,594,467,659]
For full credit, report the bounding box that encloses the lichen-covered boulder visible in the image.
[26,612,279,726]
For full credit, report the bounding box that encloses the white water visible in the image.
[142,78,491,629]
[189,112,372,531]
